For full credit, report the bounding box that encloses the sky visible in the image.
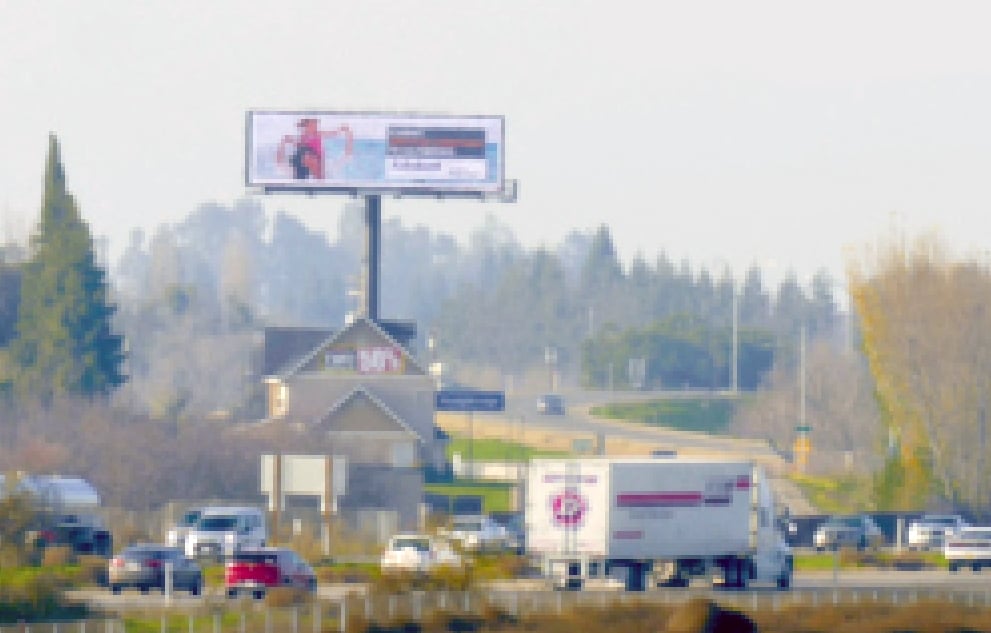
[3,1,991,293]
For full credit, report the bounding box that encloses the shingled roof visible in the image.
[261,326,334,377]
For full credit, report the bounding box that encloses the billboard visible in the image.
[246,111,504,194]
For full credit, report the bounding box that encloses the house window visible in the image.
[270,382,288,419]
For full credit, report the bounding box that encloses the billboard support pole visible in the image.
[363,195,381,323]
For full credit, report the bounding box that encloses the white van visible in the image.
[184,507,266,560]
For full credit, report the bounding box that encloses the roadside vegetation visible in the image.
[444,437,567,461]
[590,397,737,434]
[790,473,875,514]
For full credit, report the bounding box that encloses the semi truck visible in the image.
[525,457,793,591]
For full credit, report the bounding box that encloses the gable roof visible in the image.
[316,386,422,442]
[262,326,334,377]
[273,316,426,380]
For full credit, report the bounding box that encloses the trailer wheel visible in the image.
[777,572,791,590]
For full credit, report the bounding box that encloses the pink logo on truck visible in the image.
[550,490,587,527]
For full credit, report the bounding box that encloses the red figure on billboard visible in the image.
[277,118,354,180]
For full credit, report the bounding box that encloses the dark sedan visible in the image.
[108,544,202,595]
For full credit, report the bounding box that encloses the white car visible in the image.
[184,507,266,560]
[380,534,462,574]
[945,526,991,572]
[907,514,968,550]
[442,515,510,552]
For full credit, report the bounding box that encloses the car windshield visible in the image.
[834,517,861,528]
[198,516,238,531]
[123,547,174,560]
[234,552,278,565]
[453,522,482,532]
[925,516,958,526]
[180,510,202,527]
[392,538,430,552]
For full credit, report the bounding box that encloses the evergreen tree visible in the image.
[11,135,125,402]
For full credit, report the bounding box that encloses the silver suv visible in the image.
[813,515,884,551]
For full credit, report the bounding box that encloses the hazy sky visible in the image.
[3,1,991,289]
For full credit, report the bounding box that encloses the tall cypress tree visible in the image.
[12,135,125,401]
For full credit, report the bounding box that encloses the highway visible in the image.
[66,569,991,613]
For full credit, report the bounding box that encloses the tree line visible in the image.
[0,134,866,512]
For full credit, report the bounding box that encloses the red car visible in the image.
[225,547,316,599]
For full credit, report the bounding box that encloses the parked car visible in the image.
[536,394,565,415]
[380,534,462,574]
[108,544,202,595]
[908,514,969,551]
[184,506,266,560]
[442,515,511,552]
[813,515,884,551]
[225,547,316,599]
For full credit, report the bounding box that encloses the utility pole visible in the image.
[732,288,739,394]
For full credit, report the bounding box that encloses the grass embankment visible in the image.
[590,398,738,434]
[445,437,566,461]
[429,437,568,514]
[424,480,516,514]
[789,473,875,514]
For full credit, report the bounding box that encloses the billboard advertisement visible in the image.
[246,111,504,194]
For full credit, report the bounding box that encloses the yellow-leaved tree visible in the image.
[848,232,991,512]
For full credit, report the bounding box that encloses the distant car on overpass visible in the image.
[536,394,565,415]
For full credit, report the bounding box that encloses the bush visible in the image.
[264,586,312,607]
[40,546,72,567]
[77,555,110,586]
[0,568,87,623]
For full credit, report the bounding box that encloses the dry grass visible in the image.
[353,597,991,633]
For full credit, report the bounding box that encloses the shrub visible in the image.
[264,586,311,607]
[40,546,72,567]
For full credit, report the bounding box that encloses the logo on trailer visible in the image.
[550,490,587,527]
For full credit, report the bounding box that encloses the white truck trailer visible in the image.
[525,457,793,591]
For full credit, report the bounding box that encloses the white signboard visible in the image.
[357,346,403,374]
[246,111,504,194]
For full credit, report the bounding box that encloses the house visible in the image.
[261,317,444,530]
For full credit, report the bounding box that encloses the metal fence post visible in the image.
[188,613,194,633]
[240,611,246,633]
[339,598,347,633]
[292,607,298,633]
[313,602,321,633]
[161,614,167,633]
[265,607,272,633]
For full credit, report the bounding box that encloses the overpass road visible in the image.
[437,389,816,514]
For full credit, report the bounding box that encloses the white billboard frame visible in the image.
[246,110,507,198]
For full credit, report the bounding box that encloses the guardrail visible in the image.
[18,586,991,632]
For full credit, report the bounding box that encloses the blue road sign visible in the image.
[434,390,505,412]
